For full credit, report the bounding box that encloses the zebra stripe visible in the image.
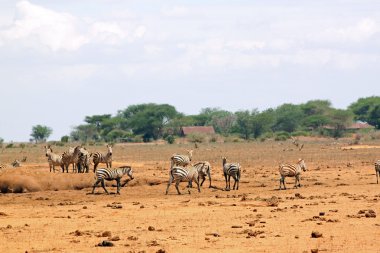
[92,166,134,194]
[77,147,92,173]
[170,149,193,168]
[92,144,113,172]
[222,157,241,191]
[375,160,380,184]
[279,158,307,190]
[166,166,200,195]
[189,161,212,188]
[62,146,81,173]
[44,146,64,173]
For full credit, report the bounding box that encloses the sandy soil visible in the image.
[0,139,380,253]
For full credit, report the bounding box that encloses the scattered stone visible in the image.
[295,193,305,199]
[231,225,243,228]
[6,225,12,229]
[83,206,87,209]
[0,212,7,216]
[101,231,112,237]
[148,226,155,231]
[74,230,83,236]
[140,205,145,209]
[97,240,114,247]
[147,240,159,246]
[127,236,138,241]
[311,231,323,238]
[156,249,166,253]
[266,196,279,207]
[319,212,325,216]
[110,236,120,241]
[311,249,319,253]
[205,232,220,237]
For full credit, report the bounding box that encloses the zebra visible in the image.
[375,160,380,184]
[188,161,212,188]
[165,166,200,195]
[279,158,307,190]
[77,147,92,173]
[44,145,64,173]
[11,160,21,167]
[92,166,134,195]
[222,157,241,191]
[92,144,113,172]
[170,149,193,168]
[62,146,81,173]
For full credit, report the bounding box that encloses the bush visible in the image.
[291,131,310,137]
[61,136,69,143]
[6,143,13,148]
[19,143,26,149]
[187,133,206,143]
[166,135,175,144]
[274,131,291,141]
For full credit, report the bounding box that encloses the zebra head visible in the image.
[45,145,52,157]
[107,144,113,156]
[120,166,133,180]
[222,157,227,166]
[298,158,307,171]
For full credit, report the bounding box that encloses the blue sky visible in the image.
[0,0,379,141]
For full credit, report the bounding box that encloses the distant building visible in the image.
[180,126,215,136]
[323,121,374,130]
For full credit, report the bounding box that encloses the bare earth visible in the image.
[1,139,380,253]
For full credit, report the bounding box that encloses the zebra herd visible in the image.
[43,145,380,195]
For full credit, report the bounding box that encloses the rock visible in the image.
[110,236,120,241]
[97,240,114,247]
[102,231,112,237]
[311,249,319,253]
[231,225,243,228]
[311,231,322,238]
[148,226,155,231]
[319,212,325,216]
[156,249,166,253]
[127,236,138,241]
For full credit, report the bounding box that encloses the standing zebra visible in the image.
[77,147,92,173]
[166,166,200,195]
[222,157,241,191]
[92,166,134,194]
[92,144,113,172]
[188,161,212,188]
[62,146,81,173]
[279,158,307,190]
[375,160,380,184]
[44,146,64,173]
[170,149,193,168]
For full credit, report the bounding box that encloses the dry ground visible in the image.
[1,139,380,253]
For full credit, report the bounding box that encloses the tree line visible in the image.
[17,96,380,144]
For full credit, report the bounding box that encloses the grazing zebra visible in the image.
[166,166,200,195]
[62,146,81,173]
[44,146,64,173]
[188,161,212,188]
[375,160,380,184]
[92,144,113,172]
[92,166,134,195]
[170,149,193,168]
[222,157,241,191]
[77,147,92,173]
[11,160,21,167]
[279,158,307,190]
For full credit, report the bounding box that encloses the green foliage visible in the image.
[187,133,206,143]
[274,131,291,141]
[165,135,175,144]
[328,109,353,138]
[272,104,304,132]
[291,131,310,137]
[70,124,98,142]
[19,143,26,149]
[0,137,3,148]
[349,96,380,128]
[61,135,69,143]
[30,125,52,143]
[6,143,13,148]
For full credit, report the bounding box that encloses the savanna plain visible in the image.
[1,138,380,253]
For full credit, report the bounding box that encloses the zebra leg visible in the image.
[165,175,173,195]
[200,176,206,187]
[93,163,98,173]
[294,175,299,188]
[208,171,212,188]
[92,179,101,194]
[227,175,231,190]
[224,173,228,190]
[195,177,201,193]
[175,181,181,195]
[101,179,109,194]
[116,178,121,194]
[109,161,112,168]
[377,171,379,184]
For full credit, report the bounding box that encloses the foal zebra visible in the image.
[375,160,380,184]
[222,157,241,191]
[279,158,307,190]
[166,166,200,195]
[44,146,64,173]
[92,144,113,172]
[188,161,212,188]
[92,166,134,194]
[170,149,193,168]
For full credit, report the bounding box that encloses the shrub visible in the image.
[291,131,310,137]
[274,131,291,141]
[166,135,175,144]
[187,133,206,143]
[61,136,69,143]
[19,143,26,149]
[6,143,13,148]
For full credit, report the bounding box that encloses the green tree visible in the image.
[31,125,52,143]
[272,104,304,132]
[349,96,380,128]
[328,109,353,138]
[70,124,98,142]
[235,110,254,139]
[118,103,180,141]
[251,109,276,138]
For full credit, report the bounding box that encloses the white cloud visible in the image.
[0,1,145,51]
[162,6,188,17]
